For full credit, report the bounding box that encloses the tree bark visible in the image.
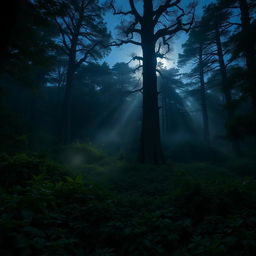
[139,1,165,164]
[62,52,76,144]
[198,44,210,144]
[215,23,241,155]
[215,25,232,105]
[161,91,167,140]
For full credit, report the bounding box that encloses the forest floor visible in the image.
[1,143,256,255]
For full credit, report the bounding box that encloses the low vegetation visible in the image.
[1,144,256,255]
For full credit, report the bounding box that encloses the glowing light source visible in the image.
[157,58,175,69]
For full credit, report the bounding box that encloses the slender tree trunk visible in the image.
[215,23,241,155]
[199,44,210,144]
[139,2,165,164]
[239,0,256,106]
[62,57,76,144]
[215,25,232,105]
[161,91,167,140]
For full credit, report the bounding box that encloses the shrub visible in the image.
[168,142,227,163]
[226,158,256,177]
[56,142,106,167]
[0,153,68,189]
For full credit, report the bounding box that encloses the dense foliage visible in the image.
[1,149,256,255]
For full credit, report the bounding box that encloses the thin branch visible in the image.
[109,39,142,47]
[153,0,181,24]
[125,18,142,36]
[110,0,133,15]
[76,42,100,68]
[66,9,77,28]
[127,55,143,64]
[55,18,71,52]
[133,65,143,72]
[154,6,195,41]
[129,0,142,23]
[124,87,143,95]
[61,17,74,36]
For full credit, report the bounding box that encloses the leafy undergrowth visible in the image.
[1,148,256,255]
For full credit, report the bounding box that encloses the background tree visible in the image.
[0,0,59,151]
[200,3,242,154]
[1,0,57,87]
[178,24,218,145]
[158,68,196,142]
[220,0,256,107]
[41,0,111,144]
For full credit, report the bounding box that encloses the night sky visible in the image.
[103,0,215,67]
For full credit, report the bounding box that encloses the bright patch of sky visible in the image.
[102,0,216,68]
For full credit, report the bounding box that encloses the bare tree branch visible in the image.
[127,55,143,64]
[110,0,133,16]
[129,0,142,23]
[61,17,74,35]
[133,65,143,72]
[109,39,142,47]
[76,42,100,68]
[124,87,143,96]
[154,4,195,41]
[153,0,181,24]
[55,17,71,52]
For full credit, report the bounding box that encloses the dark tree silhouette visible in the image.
[1,0,57,86]
[200,4,232,111]
[42,0,111,144]
[158,69,196,140]
[201,3,242,154]
[178,25,216,144]
[110,0,195,164]
[221,0,256,107]
[238,0,256,106]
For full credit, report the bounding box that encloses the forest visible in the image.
[0,0,256,255]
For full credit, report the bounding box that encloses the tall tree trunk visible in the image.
[139,43,165,164]
[161,91,167,140]
[139,1,165,164]
[215,25,232,106]
[239,0,256,106]
[215,23,241,155]
[62,58,75,144]
[199,44,210,144]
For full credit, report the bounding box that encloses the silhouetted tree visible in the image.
[1,0,57,87]
[110,0,195,164]
[220,0,256,107]
[159,68,196,140]
[179,25,216,144]
[237,0,256,106]
[0,0,59,149]
[201,3,242,154]
[42,0,111,143]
